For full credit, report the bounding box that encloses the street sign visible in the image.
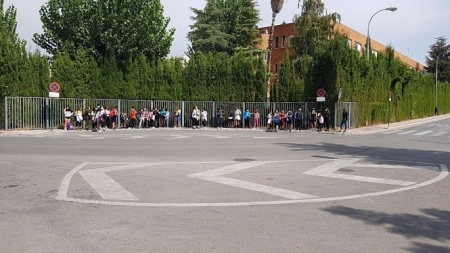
[316,88,326,97]
[316,97,326,102]
[49,92,60,98]
[49,82,60,92]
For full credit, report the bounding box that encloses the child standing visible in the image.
[253,109,260,129]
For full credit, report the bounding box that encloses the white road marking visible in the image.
[78,164,152,201]
[189,162,317,200]
[430,131,448,137]
[208,136,230,139]
[57,160,447,207]
[398,130,418,135]
[413,131,433,136]
[303,159,416,186]
[382,130,402,135]
[167,135,190,140]
[122,136,146,140]
[69,136,105,140]
[253,137,282,139]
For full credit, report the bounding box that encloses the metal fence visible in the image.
[334,102,359,129]
[2,97,358,131]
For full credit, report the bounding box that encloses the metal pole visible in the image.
[366,7,397,60]
[4,97,7,131]
[388,100,391,128]
[436,55,438,114]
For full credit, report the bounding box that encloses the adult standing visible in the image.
[129,107,137,129]
[234,107,242,128]
[63,106,73,131]
[192,106,200,129]
[310,108,317,129]
[216,108,223,129]
[323,108,332,131]
[243,109,251,129]
[339,108,349,132]
[295,108,303,131]
[74,107,83,131]
[110,106,118,130]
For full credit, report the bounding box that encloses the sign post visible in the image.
[316,88,326,113]
[48,82,61,130]
[388,91,392,128]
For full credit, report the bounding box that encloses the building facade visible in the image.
[256,22,425,74]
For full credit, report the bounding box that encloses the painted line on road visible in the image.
[398,130,418,135]
[382,130,402,135]
[430,131,448,137]
[189,162,317,200]
[57,162,448,207]
[413,131,433,136]
[303,159,416,186]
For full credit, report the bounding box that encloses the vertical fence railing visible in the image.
[334,102,359,129]
[2,97,358,131]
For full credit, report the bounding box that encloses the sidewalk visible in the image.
[343,113,450,135]
[1,114,449,136]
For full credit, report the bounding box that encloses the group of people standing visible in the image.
[63,104,350,132]
[63,105,118,132]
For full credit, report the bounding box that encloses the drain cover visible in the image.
[233,158,257,162]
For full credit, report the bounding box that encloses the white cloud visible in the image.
[4,0,450,64]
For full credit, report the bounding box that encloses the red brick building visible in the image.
[256,22,425,74]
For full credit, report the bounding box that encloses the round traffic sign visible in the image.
[49,82,60,92]
[316,88,326,97]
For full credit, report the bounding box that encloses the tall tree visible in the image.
[292,0,340,57]
[266,0,285,103]
[425,36,450,82]
[33,0,175,63]
[188,0,260,55]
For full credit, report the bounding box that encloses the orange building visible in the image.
[256,22,425,74]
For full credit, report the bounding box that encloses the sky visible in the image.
[3,0,450,64]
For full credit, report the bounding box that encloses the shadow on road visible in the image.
[277,142,449,170]
[322,206,450,253]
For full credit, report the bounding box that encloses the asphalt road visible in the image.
[1,119,449,253]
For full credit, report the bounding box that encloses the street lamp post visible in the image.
[366,7,397,60]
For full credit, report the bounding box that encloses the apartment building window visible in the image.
[372,50,378,58]
[274,63,278,74]
[355,42,362,52]
[281,36,286,48]
[264,50,269,62]
[275,37,279,49]
[347,39,352,48]
[289,35,294,47]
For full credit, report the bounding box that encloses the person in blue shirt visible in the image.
[243,109,251,129]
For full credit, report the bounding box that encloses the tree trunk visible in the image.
[266,11,277,104]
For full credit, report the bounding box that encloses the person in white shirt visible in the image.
[234,107,241,128]
[201,109,208,127]
[63,106,73,131]
[191,106,200,129]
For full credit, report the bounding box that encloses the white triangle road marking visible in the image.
[78,164,153,201]
[303,159,416,186]
[189,162,317,200]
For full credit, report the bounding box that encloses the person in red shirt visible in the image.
[129,107,137,129]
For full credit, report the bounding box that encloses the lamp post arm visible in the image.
[366,8,396,59]
[367,10,384,59]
